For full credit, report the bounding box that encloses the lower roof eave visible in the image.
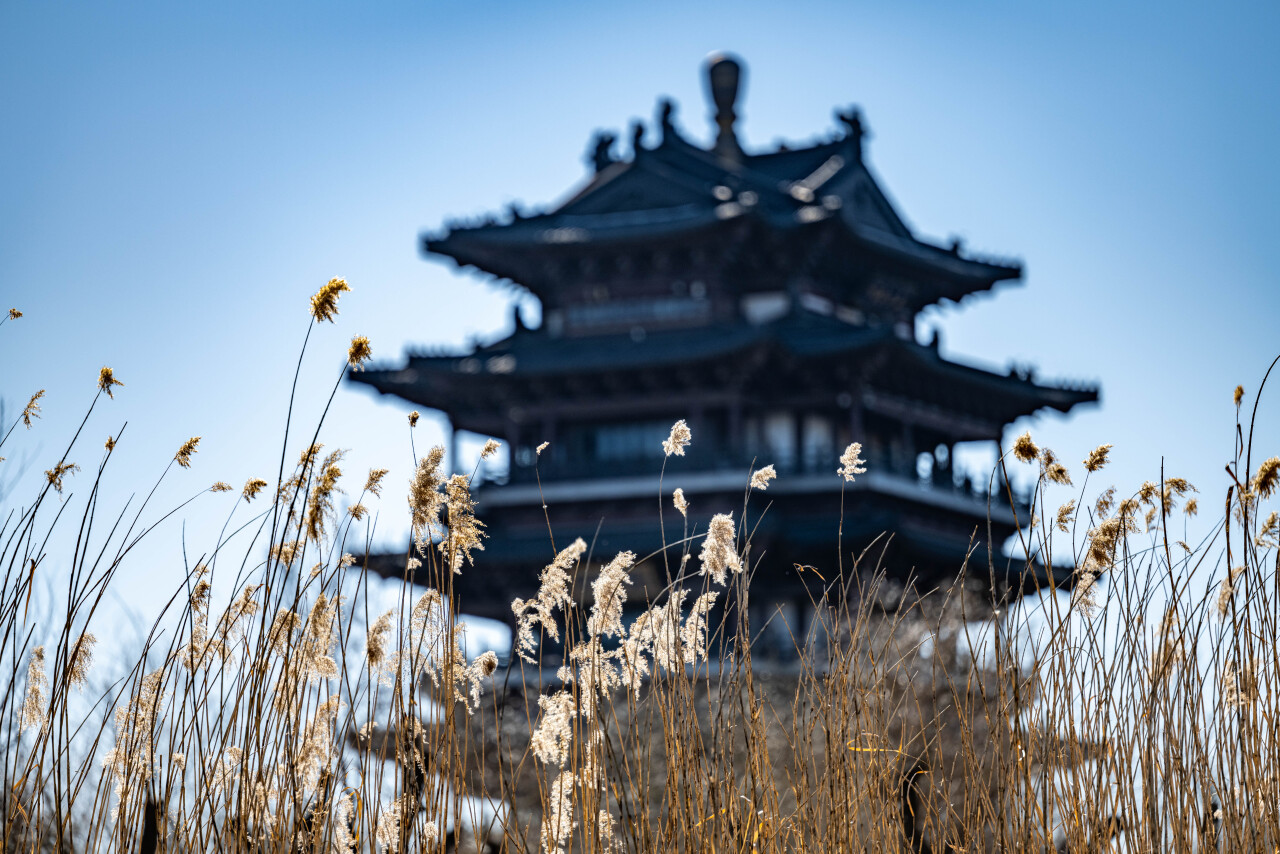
[476,469,1017,527]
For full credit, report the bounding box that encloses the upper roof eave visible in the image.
[424,208,1021,302]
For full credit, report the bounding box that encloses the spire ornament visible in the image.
[705,52,744,164]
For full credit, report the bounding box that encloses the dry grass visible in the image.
[2,290,1278,853]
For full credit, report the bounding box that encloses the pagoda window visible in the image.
[762,412,796,469]
[934,443,953,477]
[801,414,835,471]
[799,293,834,316]
[916,452,934,483]
[835,305,865,326]
[563,297,710,332]
[741,292,789,325]
[744,416,761,458]
[593,421,672,462]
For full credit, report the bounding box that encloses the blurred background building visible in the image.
[352,56,1097,653]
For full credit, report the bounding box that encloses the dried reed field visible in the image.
[2,288,1279,853]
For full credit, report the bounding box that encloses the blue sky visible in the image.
[2,1,1278,621]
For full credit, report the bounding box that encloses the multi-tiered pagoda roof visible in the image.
[352,55,1097,638]
[423,108,1020,314]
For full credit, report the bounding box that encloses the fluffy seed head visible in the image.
[1045,462,1072,486]
[663,419,691,457]
[98,367,123,398]
[366,612,394,670]
[1055,500,1076,533]
[7,308,21,319]
[481,438,501,459]
[422,820,440,848]
[1083,443,1113,473]
[751,464,777,490]
[22,390,44,428]
[672,487,689,518]
[310,277,350,323]
[1234,385,1245,407]
[364,467,389,496]
[1252,457,1280,499]
[1011,432,1039,463]
[512,538,586,661]
[537,441,550,456]
[440,473,485,573]
[66,632,96,690]
[1218,565,1246,618]
[305,449,346,541]
[174,437,201,468]
[271,539,304,567]
[21,646,47,732]
[531,691,577,767]
[347,335,372,369]
[1257,510,1280,549]
[588,551,634,639]
[210,481,232,492]
[699,513,741,586]
[543,770,577,854]
[1084,511,1138,571]
[242,477,268,502]
[408,410,420,428]
[1072,572,1100,617]
[838,442,867,482]
[333,792,356,854]
[682,591,719,663]
[45,461,80,494]
[408,446,447,541]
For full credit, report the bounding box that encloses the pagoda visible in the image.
[352,55,1097,647]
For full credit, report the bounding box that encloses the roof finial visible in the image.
[705,52,745,164]
[658,97,678,144]
[630,120,646,157]
[836,106,866,161]
[587,131,617,173]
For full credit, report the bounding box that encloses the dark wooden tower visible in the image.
[351,55,1097,646]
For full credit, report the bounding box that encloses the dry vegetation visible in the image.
[1,294,1278,852]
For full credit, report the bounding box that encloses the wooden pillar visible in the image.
[728,394,742,459]
[849,381,866,447]
[793,410,805,472]
[690,403,705,460]
[505,419,521,475]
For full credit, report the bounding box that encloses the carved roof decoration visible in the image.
[423,61,1020,310]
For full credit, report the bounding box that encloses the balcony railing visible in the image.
[481,447,1022,508]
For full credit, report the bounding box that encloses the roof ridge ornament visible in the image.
[836,106,867,161]
[657,97,680,145]
[588,131,618,173]
[705,52,745,166]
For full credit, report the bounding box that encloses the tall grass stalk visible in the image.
[2,295,1277,852]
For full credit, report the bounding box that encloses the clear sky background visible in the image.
[2,0,1278,624]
